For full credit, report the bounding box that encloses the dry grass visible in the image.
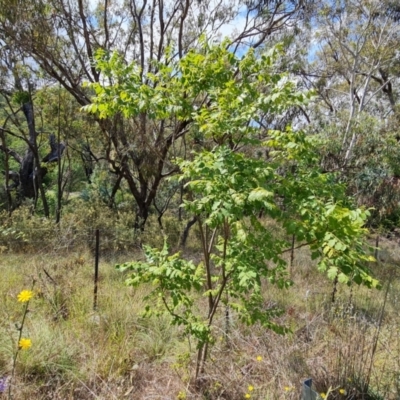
[0,234,399,399]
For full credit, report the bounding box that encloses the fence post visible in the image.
[93,229,100,311]
[301,378,317,400]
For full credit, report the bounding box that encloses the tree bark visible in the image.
[19,101,49,217]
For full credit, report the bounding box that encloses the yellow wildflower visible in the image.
[284,386,292,392]
[18,338,32,350]
[256,356,262,362]
[248,385,254,392]
[17,290,34,303]
[320,393,326,399]
[339,389,346,395]
[245,394,251,399]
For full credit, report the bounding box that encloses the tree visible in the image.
[320,0,398,160]
[0,52,50,215]
[295,0,400,226]
[0,0,310,227]
[116,42,378,383]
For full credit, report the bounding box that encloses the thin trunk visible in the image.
[197,221,214,313]
[375,234,380,262]
[289,234,295,278]
[20,101,49,216]
[108,173,123,209]
[0,130,13,215]
[195,342,209,382]
[331,273,339,303]
[56,85,62,223]
[179,216,197,248]
[178,182,184,221]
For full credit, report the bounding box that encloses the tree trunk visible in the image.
[134,202,149,232]
[0,130,14,215]
[19,101,49,217]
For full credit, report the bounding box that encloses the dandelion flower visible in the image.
[245,394,251,399]
[248,385,254,392]
[18,338,32,350]
[17,290,34,303]
[339,389,346,395]
[284,386,292,392]
[256,356,262,362]
[320,393,326,399]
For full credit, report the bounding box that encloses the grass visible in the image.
[0,233,400,399]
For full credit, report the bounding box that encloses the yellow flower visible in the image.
[320,393,326,399]
[17,290,34,303]
[18,338,32,350]
[284,386,292,392]
[248,385,254,392]
[245,394,251,399]
[256,356,262,362]
[339,389,346,395]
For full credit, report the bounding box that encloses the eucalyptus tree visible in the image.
[327,1,396,145]
[297,0,400,225]
[0,44,51,215]
[0,0,310,227]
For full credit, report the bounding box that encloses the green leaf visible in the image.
[327,266,338,280]
[248,188,273,202]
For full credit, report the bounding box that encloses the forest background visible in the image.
[0,0,400,399]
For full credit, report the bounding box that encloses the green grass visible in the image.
[0,235,399,399]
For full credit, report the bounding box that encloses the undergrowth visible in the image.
[0,219,399,399]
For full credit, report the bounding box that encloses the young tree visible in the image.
[115,42,378,382]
